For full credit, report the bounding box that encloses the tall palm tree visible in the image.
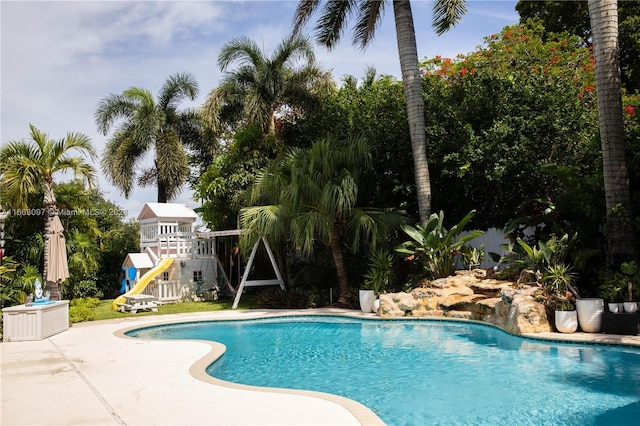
[96,72,199,203]
[292,0,468,226]
[0,124,96,299]
[587,0,637,265]
[240,136,403,305]
[203,34,332,138]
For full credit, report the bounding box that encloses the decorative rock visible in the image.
[378,270,552,335]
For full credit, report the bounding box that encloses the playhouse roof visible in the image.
[122,253,154,269]
[137,203,198,221]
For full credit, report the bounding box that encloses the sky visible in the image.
[1,0,520,221]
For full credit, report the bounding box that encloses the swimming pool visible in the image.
[128,316,640,425]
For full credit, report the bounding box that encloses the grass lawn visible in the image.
[73,295,260,322]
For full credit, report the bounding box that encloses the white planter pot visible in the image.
[576,298,604,333]
[555,310,578,333]
[372,298,380,314]
[608,302,623,313]
[623,302,638,313]
[359,290,375,313]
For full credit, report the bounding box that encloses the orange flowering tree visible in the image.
[420,24,602,229]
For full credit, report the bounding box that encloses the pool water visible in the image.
[128,316,640,425]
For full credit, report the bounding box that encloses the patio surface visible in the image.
[2,308,639,426]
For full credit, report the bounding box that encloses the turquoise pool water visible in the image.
[128,316,640,425]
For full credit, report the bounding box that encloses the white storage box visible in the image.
[2,301,69,341]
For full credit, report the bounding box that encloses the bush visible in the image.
[255,286,328,308]
[69,306,96,323]
[69,297,100,323]
[66,280,103,300]
[70,297,101,308]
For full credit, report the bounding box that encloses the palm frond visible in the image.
[316,0,357,49]
[353,0,385,49]
[0,125,95,208]
[292,0,322,36]
[218,36,263,71]
[158,72,199,110]
[155,131,190,201]
[432,0,468,35]
[94,93,138,135]
[273,34,316,68]
[100,128,144,198]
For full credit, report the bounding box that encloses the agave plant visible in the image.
[394,210,484,280]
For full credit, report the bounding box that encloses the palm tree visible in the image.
[96,72,200,203]
[0,124,96,299]
[240,136,404,305]
[203,34,332,138]
[587,0,637,266]
[292,0,468,226]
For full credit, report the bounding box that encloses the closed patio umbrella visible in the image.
[46,215,69,298]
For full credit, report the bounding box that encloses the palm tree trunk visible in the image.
[588,0,637,266]
[157,179,168,203]
[393,0,432,226]
[267,111,276,136]
[329,225,350,305]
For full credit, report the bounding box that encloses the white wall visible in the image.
[458,227,508,268]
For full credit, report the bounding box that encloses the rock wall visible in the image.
[378,270,552,334]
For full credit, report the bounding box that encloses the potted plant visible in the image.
[554,298,578,334]
[599,273,626,313]
[542,262,578,333]
[363,249,396,314]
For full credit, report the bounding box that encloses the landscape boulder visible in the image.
[378,270,552,334]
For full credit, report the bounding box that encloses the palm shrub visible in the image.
[240,136,405,305]
[395,210,484,280]
[363,249,396,294]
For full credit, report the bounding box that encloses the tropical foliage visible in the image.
[292,0,469,226]
[0,125,97,299]
[420,24,601,228]
[282,70,417,215]
[240,136,404,304]
[516,0,640,93]
[363,249,396,294]
[203,35,331,140]
[0,124,97,210]
[395,210,483,280]
[194,124,272,230]
[96,72,201,203]
[498,233,580,312]
[3,9,640,311]
[1,182,138,304]
[0,258,40,306]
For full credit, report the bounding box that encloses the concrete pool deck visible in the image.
[2,308,640,426]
